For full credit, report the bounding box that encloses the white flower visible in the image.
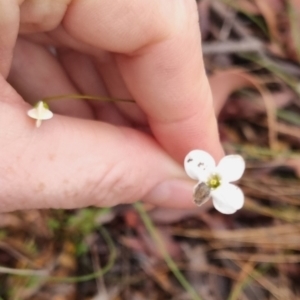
[27,101,53,128]
[184,150,245,214]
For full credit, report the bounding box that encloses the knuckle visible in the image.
[19,0,70,33]
[63,0,185,53]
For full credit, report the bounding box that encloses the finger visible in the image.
[53,31,147,124]
[23,27,147,125]
[57,48,131,126]
[19,0,70,33]
[63,0,223,162]
[0,0,19,77]
[26,32,147,125]
[8,38,94,119]
[0,75,196,212]
[94,54,147,125]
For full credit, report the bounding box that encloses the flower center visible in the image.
[207,174,221,189]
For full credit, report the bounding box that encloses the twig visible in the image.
[202,39,264,55]
[211,0,251,38]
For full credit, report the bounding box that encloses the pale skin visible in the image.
[0,0,223,212]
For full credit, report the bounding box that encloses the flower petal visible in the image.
[40,109,53,120]
[27,108,39,119]
[212,200,237,214]
[211,183,244,214]
[27,106,53,120]
[216,155,245,182]
[184,150,216,181]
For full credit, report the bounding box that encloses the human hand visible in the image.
[0,0,223,212]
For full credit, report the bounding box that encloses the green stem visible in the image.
[41,93,135,104]
[134,202,203,300]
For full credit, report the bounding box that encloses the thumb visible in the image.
[0,78,196,212]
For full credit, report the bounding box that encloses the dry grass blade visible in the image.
[215,251,300,264]
[172,222,300,250]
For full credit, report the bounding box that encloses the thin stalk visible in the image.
[134,202,203,300]
[42,93,134,103]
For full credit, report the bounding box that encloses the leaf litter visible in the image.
[1,1,300,299]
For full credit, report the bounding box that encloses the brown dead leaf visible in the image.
[209,69,278,149]
[222,89,293,120]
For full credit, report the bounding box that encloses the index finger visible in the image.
[64,0,224,162]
